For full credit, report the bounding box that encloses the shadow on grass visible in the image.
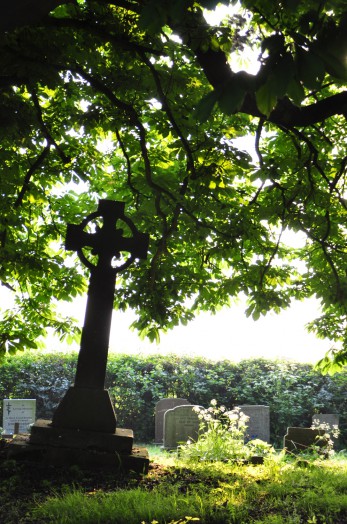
[1,440,347,524]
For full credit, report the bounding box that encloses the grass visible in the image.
[1,440,346,523]
[33,487,207,524]
[30,451,347,524]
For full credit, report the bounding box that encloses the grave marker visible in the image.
[312,413,339,429]
[155,398,190,443]
[20,200,150,472]
[284,427,327,453]
[3,399,36,435]
[238,405,270,442]
[312,413,339,443]
[163,404,202,449]
[51,199,149,432]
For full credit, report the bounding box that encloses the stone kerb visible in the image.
[163,404,202,449]
[155,398,190,444]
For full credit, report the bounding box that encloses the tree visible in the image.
[0,0,346,371]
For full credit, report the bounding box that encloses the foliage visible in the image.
[31,457,347,524]
[0,352,76,418]
[180,402,250,462]
[310,420,341,458]
[0,1,347,369]
[179,400,275,462]
[1,353,346,447]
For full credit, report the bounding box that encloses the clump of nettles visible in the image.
[179,400,275,462]
[310,420,340,457]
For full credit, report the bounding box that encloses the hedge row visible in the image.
[0,352,346,448]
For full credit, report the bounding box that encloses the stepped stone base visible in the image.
[5,420,149,474]
[30,419,133,453]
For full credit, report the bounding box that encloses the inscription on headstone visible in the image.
[163,404,202,449]
[3,399,36,435]
[238,405,270,442]
[155,398,190,443]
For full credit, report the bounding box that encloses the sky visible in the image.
[108,299,332,364]
[48,292,332,364]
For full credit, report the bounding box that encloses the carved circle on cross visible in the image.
[65,200,149,275]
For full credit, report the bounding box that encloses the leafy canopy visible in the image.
[0,0,346,370]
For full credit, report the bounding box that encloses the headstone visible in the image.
[312,413,339,429]
[284,427,327,453]
[163,405,202,449]
[7,200,150,473]
[52,200,149,433]
[3,399,36,435]
[312,413,339,442]
[238,405,270,442]
[155,398,190,443]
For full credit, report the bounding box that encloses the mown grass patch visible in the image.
[32,455,347,524]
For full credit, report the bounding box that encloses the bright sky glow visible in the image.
[204,2,261,75]
[30,291,332,364]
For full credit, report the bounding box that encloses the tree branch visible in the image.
[0,0,74,33]
[30,87,70,163]
[14,145,51,208]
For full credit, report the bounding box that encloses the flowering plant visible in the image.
[179,400,274,462]
[310,421,340,457]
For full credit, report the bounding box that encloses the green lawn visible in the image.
[27,449,347,524]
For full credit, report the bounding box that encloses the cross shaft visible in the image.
[66,199,149,390]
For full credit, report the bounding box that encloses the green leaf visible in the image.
[195,90,218,122]
[217,80,245,115]
[138,3,167,33]
[322,51,347,81]
[296,48,325,89]
[286,77,306,105]
[256,54,295,116]
[255,82,278,117]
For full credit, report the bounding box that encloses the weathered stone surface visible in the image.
[283,427,327,453]
[238,405,270,443]
[155,398,190,443]
[163,405,202,449]
[6,435,149,473]
[30,419,133,453]
[51,387,117,433]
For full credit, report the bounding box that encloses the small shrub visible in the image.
[309,420,341,458]
[179,400,275,463]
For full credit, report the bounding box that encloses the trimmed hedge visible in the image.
[0,352,346,448]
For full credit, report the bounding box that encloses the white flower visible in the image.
[210,399,217,406]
